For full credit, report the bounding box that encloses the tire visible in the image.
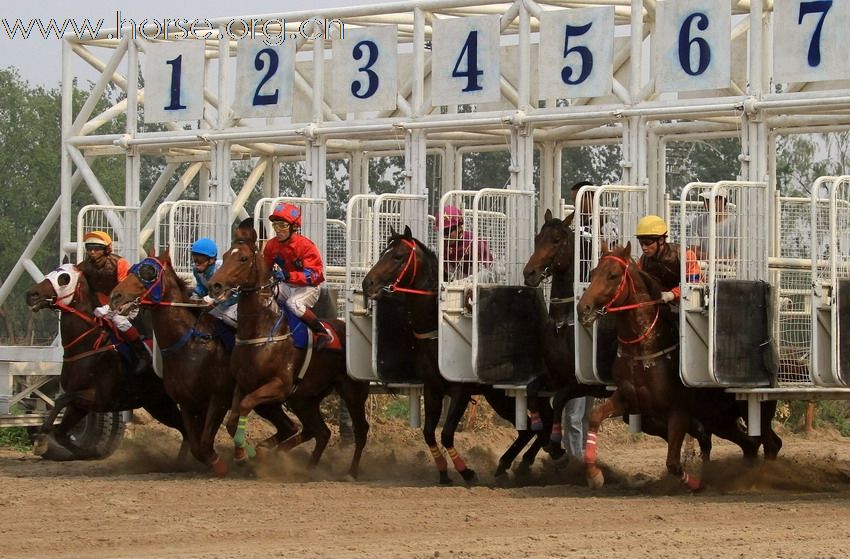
[39,411,126,461]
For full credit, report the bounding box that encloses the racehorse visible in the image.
[207,220,370,479]
[362,226,553,485]
[576,243,782,490]
[109,252,237,475]
[25,263,186,459]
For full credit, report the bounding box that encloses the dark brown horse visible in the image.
[207,221,370,479]
[576,243,781,490]
[109,252,237,475]
[25,263,186,459]
[362,226,553,484]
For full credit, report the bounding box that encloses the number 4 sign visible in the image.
[144,41,206,123]
[432,15,501,106]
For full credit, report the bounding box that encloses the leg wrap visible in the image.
[680,471,701,491]
[550,422,563,444]
[233,416,248,447]
[584,432,598,464]
[446,447,467,472]
[429,445,448,471]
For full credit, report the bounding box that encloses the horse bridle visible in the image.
[383,238,435,296]
[595,254,663,345]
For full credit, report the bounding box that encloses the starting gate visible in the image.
[437,188,538,384]
[679,181,772,387]
[811,176,850,387]
[573,184,647,384]
[345,193,428,383]
[77,205,141,266]
[152,201,228,276]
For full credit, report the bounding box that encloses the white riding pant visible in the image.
[275,283,320,317]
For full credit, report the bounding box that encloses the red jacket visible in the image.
[262,233,325,287]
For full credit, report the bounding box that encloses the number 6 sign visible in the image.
[654,0,730,93]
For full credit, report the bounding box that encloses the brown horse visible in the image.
[576,243,782,490]
[109,252,237,475]
[25,263,186,459]
[362,226,553,484]
[207,220,370,478]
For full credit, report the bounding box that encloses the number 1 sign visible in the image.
[144,41,206,123]
[432,15,501,106]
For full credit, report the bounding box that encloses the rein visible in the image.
[51,288,116,361]
[384,238,435,296]
[596,254,664,345]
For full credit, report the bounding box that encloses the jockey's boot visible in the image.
[123,327,152,374]
[301,308,334,351]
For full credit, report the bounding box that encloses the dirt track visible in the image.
[1,417,849,559]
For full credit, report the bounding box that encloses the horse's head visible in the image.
[577,243,635,327]
[209,218,262,301]
[524,209,575,287]
[110,253,173,314]
[26,263,84,312]
[362,226,436,300]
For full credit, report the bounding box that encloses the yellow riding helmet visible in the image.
[635,215,668,237]
[83,230,113,247]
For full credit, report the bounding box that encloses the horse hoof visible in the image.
[233,444,255,464]
[514,462,532,478]
[460,468,478,485]
[439,472,452,485]
[587,469,605,489]
[209,456,228,477]
[32,435,48,456]
[545,444,566,461]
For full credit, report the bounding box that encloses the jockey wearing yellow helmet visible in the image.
[635,215,700,304]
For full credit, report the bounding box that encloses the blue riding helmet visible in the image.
[190,238,218,258]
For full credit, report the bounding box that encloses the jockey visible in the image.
[84,230,151,373]
[262,202,334,350]
[190,237,237,328]
[438,204,494,282]
[635,215,700,307]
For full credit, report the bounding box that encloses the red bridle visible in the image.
[385,238,435,296]
[596,254,662,345]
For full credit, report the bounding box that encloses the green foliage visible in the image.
[560,144,622,198]
[665,138,741,198]
[0,427,31,451]
[782,400,850,436]
[381,397,409,420]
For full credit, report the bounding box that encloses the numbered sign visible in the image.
[654,0,730,93]
[432,15,501,105]
[332,26,398,113]
[144,41,205,123]
[233,40,296,119]
[538,7,614,100]
[774,0,850,83]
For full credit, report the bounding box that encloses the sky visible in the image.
[0,0,396,87]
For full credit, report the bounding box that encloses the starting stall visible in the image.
[437,188,540,385]
[573,184,647,384]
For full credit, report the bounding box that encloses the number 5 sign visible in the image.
[432,15,501,106]
[144,41,206,123]
[774,0,850,83]
[654,0,730,93]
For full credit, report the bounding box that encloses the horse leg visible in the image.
[178,408,204,469]
[422,385,450,485]
[231,377,287,455]
[53,405,98,459]
[142,401,188,462]
[584,392,625,489]
[249,404,307,453]
[441,388,476,484]
[33,392,76,455]
[288,397,330,470]
[666,408,701,491]
[335,378,370,480]
[544,388,571,459]
[525,376,545,432]
[760,401,783,460]
[199,399,230,477]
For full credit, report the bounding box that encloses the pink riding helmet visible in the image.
[437,204,464,231]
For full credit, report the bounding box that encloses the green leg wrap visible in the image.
[233,416,248,447]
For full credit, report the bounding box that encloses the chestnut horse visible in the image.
[25,263,185,459]
[362,226,553,484]
[208,221,370,478]
[577,244,782,491]
[109,252,240,475]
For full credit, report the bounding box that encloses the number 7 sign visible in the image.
[774,0,850,83]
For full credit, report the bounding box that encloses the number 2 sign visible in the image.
[233,40,296,119]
